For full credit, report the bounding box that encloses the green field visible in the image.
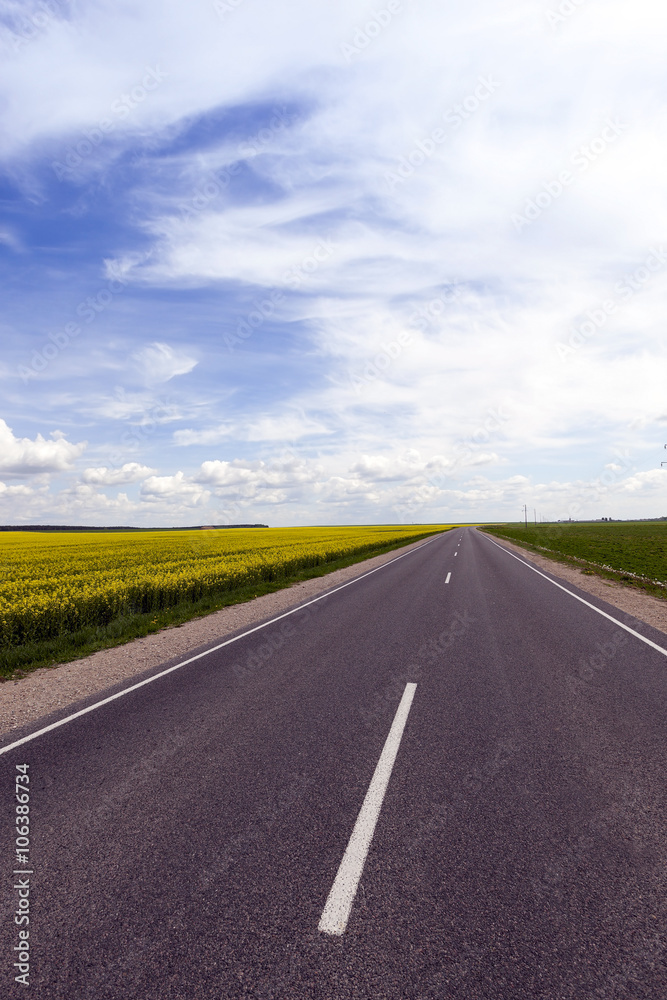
[481,521,667,591]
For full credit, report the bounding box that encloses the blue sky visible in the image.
[1,0,666,526]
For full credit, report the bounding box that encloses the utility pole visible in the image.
[534,508,537,525]
[522,504,528,527]
[662,444,667,467]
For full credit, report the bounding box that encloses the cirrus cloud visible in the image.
[131,343,198,384]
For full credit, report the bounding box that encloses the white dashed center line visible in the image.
[445,572,451,583]
[318,683,417,936]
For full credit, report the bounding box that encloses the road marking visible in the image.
[454,551,458,556]
[319,682,417,936]
[482,533,667,659]
[0,536,445,757]
[445,572,451,583]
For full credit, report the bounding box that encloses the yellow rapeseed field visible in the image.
[0,525,453,646]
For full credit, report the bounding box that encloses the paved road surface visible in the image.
[3,527,667,998]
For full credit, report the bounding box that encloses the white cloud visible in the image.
[196,460,258,489]
[174,413,331,446]
[86,392,183,424]
[0,419,86,475]
[196,456,322,492]
[0,0,370,177]
[81,463,156,486]
[173,424,236,447]
[0,480,139,525]
[619,469,667,494]
[0,482,33,497]
[0,227,22,251]
[349,452,426,482]
[131,342,198,384]
[140,472,210,506]
[57,483,137,514]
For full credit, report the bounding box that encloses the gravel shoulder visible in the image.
[0,536,436,739]
[482,529,667,634]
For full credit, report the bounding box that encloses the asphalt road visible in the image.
[3,526,667,998]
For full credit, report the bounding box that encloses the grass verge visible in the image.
[1,530,445,681]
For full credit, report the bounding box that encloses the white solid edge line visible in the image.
[0,537,443,757]
[318,682,417,936]
[481,532,667,658]
[445,572,451,584]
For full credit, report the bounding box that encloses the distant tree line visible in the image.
[0,524,269,532]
